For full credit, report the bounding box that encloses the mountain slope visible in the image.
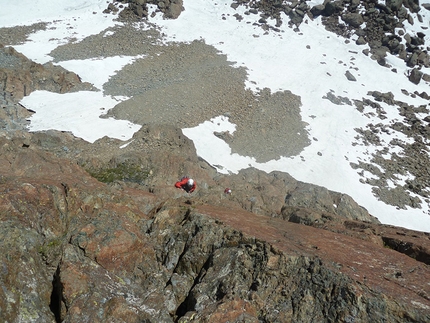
[1,124,430,322]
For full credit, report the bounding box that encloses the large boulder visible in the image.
[310,4,325,17]
[386,0,403,11]
[341,12,364,28]
[283,182,377,223]
[409,67,423,84]
[164,0,184,19]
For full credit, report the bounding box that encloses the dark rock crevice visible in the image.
[174,254,213,321]
[49,265,66,323]
[382,236,430,265]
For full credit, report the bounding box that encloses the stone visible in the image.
[386,0,403,11]
[288,10,304,25]
[345,70,357,81]
[341,12,364,28]
[409,67,423,84]
[164,0,184,19]
[131,3,147,17]
[323,2,338,16]
[356,36,366,45]
[0,45,94,102]
[408,51,419,67]
[310,4,325,17]
[403,0,421,12]
[422,72,430,82]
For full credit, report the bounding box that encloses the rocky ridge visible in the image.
[2,118,430,322]
[1,1,430,322]
[0,44,95,103]
[1,57,430,321]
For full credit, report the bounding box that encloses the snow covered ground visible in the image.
[2,0,430,232]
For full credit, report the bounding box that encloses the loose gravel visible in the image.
[49,21,310,162]
[0,22,47,46]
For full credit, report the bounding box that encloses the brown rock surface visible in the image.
[198,205,430,312]
[1,127,430,322]
[0,44,94,102]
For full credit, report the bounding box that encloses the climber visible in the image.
[175,177,196,193]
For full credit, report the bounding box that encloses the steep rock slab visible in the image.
[197,204,430,321]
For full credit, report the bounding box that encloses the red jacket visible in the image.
[175,178,196,193]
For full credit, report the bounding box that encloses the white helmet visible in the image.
[187,179,194,186]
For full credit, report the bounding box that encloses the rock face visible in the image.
[1,6,430,323]
[1,129,430,322]
[0,44,95,102]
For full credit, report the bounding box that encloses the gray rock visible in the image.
[323,91,353,105]
[408,51,419,67]
[397,7,409,20]
[345,70,357,81]
[370,45,389,60]
[388,38,402,53]
[130,3,147,18]
[0,222,56,323]
[283,182,376,222]
[288,10,304,25]
[403,0,421,12]
[310,4,325,17]
[341,12,364,28]
[386,0,403,11]
[409,67,423,84]
[164,0,184,19]
[323,1,340,16]
[368,91,395,105]
[356,36,367,45]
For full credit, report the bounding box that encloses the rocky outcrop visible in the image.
[107,0,184,20]
[227,0,430,79]
[1,49,429,321]
[24,121,375,224]
[0,44,95,102]
[1,13,430,323]
[1,130,430,322]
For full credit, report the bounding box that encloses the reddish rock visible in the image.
[1,118,429,322]
[0,44,94,102]
[197,204,430,316]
